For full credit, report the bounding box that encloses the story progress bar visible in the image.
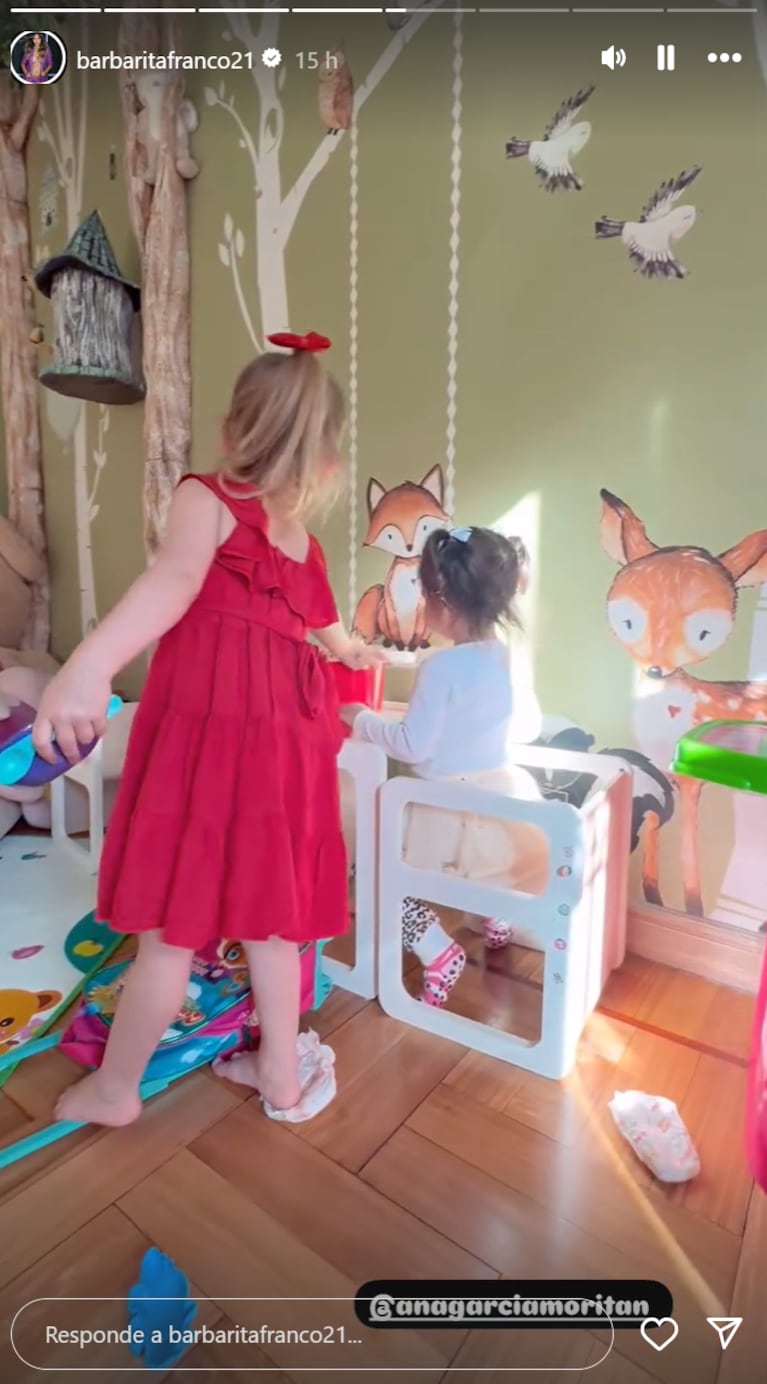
[7,6,761,14]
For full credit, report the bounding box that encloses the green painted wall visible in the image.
[4,6,766,924]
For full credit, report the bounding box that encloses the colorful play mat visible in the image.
[0,835,121,1082]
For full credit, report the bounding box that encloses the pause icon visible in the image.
[657,44,675,71]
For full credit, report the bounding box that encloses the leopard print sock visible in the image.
[401,896,441,953]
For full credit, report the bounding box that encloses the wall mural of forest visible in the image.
[2,1,767,932]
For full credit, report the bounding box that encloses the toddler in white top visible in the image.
[343,527,544,1008]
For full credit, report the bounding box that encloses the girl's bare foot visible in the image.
[55,1072,142,1128]
[213,1051,301,1111]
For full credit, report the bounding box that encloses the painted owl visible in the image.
[318,48,354,135]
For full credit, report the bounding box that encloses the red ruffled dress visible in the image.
[96,473,349,950]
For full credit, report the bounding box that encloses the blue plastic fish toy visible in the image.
[127,1248,198,1368]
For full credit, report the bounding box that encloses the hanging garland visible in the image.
[443,9,459,520]
[444,8,463,521]
[347,117,360,624]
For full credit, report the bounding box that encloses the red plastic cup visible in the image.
[329,661,384,737]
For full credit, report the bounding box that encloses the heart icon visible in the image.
[640,1318,679,1352]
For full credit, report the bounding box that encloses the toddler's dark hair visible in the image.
[419,527,523,633]
[508,535,530,572]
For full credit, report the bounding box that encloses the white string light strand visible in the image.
[444,6,463,520]
[347,117,360,625]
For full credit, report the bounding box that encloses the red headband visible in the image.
[267,331,331,354]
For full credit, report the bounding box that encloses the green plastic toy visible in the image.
[672,720,767,795]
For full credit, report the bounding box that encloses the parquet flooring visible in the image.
[0,947,764,1382]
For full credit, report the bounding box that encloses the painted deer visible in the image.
[600,489,767,916]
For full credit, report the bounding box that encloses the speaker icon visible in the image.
[601,45,626,69]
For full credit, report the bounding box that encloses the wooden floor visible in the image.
[0,944,763,1382]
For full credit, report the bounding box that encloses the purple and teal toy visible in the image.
[0,694,122,789]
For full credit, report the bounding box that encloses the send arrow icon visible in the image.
[706,1318,743,1351]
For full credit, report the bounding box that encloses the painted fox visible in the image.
[352,465,449,650]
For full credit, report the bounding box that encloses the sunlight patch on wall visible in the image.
[492,490,540,655]
[747,586,767,681]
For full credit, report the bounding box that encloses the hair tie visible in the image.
[449,526,472,543]
[267,331,331,354]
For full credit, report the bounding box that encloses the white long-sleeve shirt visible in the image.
[353,639,541,779]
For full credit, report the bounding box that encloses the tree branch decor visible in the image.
[118,4,199,559]
[205,0,444,343]
[0,39,49,649]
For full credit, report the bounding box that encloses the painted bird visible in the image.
[595,166,701,279]
[318,47,354,136]
[505,85,595,192]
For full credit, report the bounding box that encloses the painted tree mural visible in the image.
[205,0,456,627]
[35,16,102,636]
[205,0,443,344]
[118,8,198,560]
[0,22,48,649]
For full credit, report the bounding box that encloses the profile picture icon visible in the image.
[9,30,67,86]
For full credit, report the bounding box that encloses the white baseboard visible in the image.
[628,902,764,995]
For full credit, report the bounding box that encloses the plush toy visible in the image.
[0,656,59,838]
[133,72,199,184]
[0,512,62,838]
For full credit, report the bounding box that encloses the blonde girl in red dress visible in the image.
[32,332,382,1128]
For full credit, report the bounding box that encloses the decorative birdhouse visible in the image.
[34,210,144,406]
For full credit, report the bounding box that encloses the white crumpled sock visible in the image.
[608,1090,700,1183]
[262,1030,336,1124]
